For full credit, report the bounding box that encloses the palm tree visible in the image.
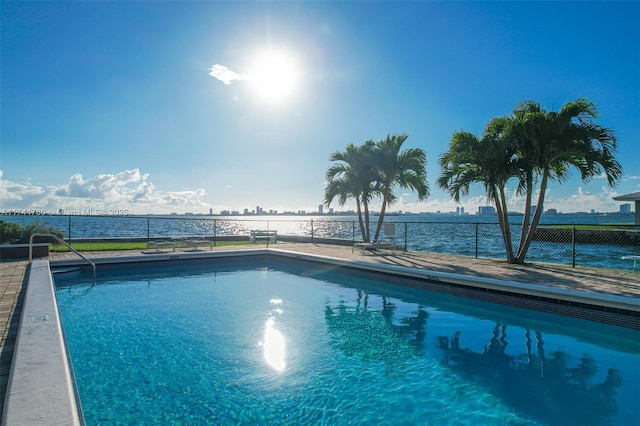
[438,117,522,262]
[510,100,546,253]
[325,141,379,242]
[371,134,429,243]
[512,98,622,263]
[439,98,622,264]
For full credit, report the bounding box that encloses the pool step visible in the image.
[51,267,83,279]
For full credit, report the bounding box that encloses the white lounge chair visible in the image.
[621,255,640,278]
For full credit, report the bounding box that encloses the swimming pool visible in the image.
[53,256,640,425]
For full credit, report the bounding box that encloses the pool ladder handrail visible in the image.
[29,233,96,282]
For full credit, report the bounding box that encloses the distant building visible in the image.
[460,206,465,215]
[545,208,558,215]
[620,203,631,214]
[613,191,640,224]
[209,208,213,215]
[478,206,496,215]
[318,204,324,214]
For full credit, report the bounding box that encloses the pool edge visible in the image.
[2,259,81,426]
[49,248,640,314]
[269,249,640,313]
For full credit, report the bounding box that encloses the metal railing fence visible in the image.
[3,215,639,270]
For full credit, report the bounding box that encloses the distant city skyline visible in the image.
[3,202,633,218]
[2,2,639,215]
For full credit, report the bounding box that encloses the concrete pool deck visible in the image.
[1,242,640,419]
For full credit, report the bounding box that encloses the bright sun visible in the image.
[248,50,300,105]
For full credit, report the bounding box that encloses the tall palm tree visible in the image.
[439,98,622,264]
[512,98,622,263]
[325,141,379,242]
[371,134,429,243]
[510,100,546,253]
[438,117,522,262]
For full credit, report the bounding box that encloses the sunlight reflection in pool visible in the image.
[262,298,286,371]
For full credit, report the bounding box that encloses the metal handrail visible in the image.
[29,233,96,282]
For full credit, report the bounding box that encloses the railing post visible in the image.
[475,223,479,258]
[68,216,71,246]
[352,221,355,243]
[310,219,314,243]
[214,219,217,247]
[404,222,408,251]
[147,217,150,247]
[571,225,576,268]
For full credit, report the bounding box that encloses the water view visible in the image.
[5,213,638,270]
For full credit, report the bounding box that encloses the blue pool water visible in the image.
[55,260,640,425]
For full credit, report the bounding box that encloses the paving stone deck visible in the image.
[0,259,27,415]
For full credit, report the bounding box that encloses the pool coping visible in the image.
[5,248,639,425]
[271,249,640,313]
[1,259,81,426]
[48,248,640,313]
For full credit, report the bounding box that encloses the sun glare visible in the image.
[248,50,300,105]
[263,317,286,371]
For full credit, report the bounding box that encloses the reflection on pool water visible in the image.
[55,261,640,425]
[262,300,286,372]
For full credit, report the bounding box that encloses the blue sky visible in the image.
[1,1,639,215]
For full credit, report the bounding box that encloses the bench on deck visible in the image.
[352,242,404,255]
[621,255,640,278]
[250,230,277,244]
[181,238,213,251]
[147,240,176,252]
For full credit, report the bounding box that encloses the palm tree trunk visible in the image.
[515,170,549,262]
[355,197,368,243]
[363,199,371,243]
[373,188,391,242]
[518,173,533,252]
[495,187,515,263]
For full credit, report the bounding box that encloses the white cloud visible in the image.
[55,169,143,199]
[536,186,621,213]
[0,170,46,203]
[0,169,208,214]
[208,64,250,85]
[385,181,629,215]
